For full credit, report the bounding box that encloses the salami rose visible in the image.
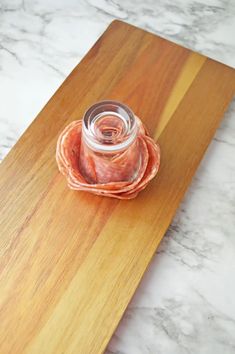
[56,101,160,199]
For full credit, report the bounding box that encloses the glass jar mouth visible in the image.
[82,100,138,152]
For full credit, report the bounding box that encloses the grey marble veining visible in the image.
[0,1,235,353]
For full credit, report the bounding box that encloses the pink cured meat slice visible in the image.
[56,123,148,193]
[56,121,149,193]
[56,117,160,199]
[57,121,130,189]
[79,136,144,185]
[56,121,84,179]
[96,137,160,199]
[117,137,160,199]
[67,136,149,194]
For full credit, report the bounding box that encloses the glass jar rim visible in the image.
[82,100,138,152]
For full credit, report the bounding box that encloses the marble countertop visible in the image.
[0,0,235,353]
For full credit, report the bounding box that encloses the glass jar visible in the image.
[79,100,142,184]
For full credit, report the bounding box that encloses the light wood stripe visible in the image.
[154,52,206,139]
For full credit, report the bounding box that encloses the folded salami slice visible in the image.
[56,116,160,199]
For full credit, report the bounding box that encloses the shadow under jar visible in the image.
[79,100,142,184]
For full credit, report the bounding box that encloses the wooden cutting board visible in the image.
[0,20,234,354]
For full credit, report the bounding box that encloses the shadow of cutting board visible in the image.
[0,20,234,354]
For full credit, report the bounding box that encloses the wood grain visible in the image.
[0,20,234,354]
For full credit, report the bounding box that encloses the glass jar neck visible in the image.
[82,100,138,153]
